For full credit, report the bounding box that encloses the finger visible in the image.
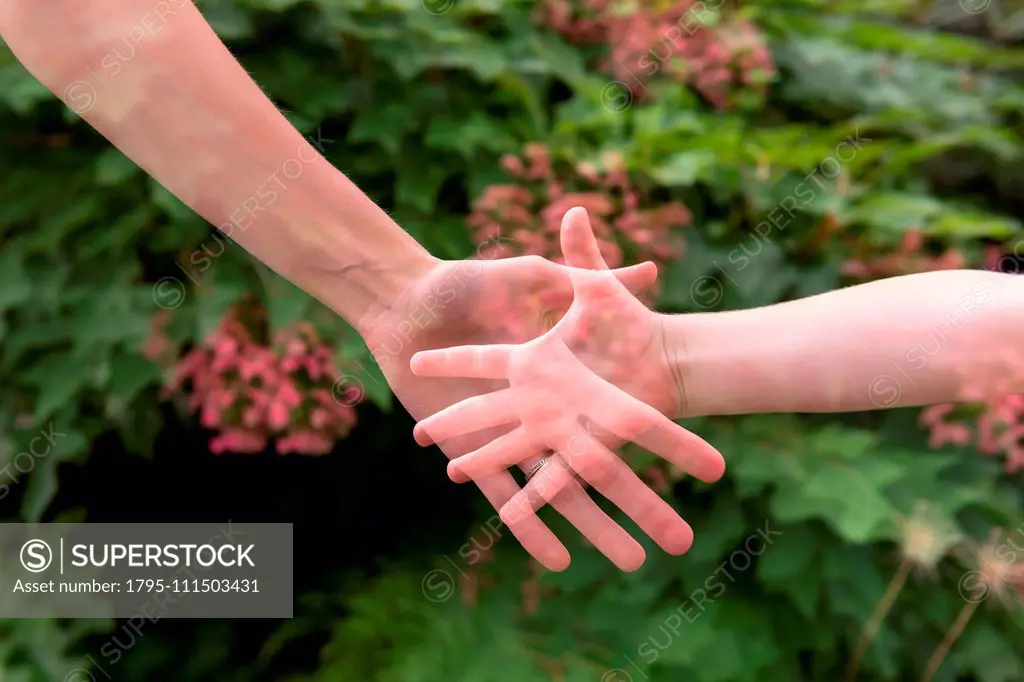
[500,453,646,572]
[502,450,578,518]
[434,430,571,572]
[473,470,571,571]
[410,345,513,380]
[595,393,726,483]
[613,261,659,296]
[447,428,539,483]
[414,389,522,447]
[560,206,609,270]
[561,430,693,555]
[541,260,657,313]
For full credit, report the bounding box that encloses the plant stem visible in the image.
[844,557,912,682]
[919,600,980,682]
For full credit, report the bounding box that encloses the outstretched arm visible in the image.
[408,210,1021,544]
[0,0,434,332]
[1,1,676,572]
[673,269,1024,416]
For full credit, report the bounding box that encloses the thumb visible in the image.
[560,206,609,271]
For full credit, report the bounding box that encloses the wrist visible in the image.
[659,310,748,419]
[315,238,439,337]
[658,312,690,419]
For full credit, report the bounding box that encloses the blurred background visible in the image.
[2,0,1024,680]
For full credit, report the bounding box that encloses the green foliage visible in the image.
[1,0,1023,680]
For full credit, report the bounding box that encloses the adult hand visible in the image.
[360,234,659,571]
[408,208,725,567]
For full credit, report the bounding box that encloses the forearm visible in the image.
[666,270,1024,416]
[0,0,435,331]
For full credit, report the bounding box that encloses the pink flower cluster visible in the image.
[842,229,967,280]
[470,143,689,269]
[922,399,1024,473]
[919,346,1024,473]
[536,0,775,109]
[166,314,358,456]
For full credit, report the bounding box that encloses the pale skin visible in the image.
[0,0,712,572]
[414,207,1024,529]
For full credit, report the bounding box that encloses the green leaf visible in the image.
[94,147,140,185]
[108,352,162,404]
[22,354,91,420]
[201,0,256,38]
[651,150,716,186]
[424,113,517,158]
[20,456,58,522]
[195,272,251,340]
[929,211,1020,239]
[349,104,418,156]
[0,250,33,314]
[774,463,896,543]
[757,525,817,582]
[255,265,315,333]
[335,333,393,412]
[961,623,1024,682]
[848,192,944,232]
[149,179,198,221]
[395,162,449,214]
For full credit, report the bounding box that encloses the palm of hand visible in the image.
[410,208,724,569]
[556,266,680,419]
[363,250,662,571]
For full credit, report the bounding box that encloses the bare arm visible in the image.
[668,270,1024,416]
[0,0,436,332]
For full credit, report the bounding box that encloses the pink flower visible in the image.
[164,311,360,456]
[210,429,266,454]
[468,143,691,272]
[267,401,291,430]
[277,431,333,455]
